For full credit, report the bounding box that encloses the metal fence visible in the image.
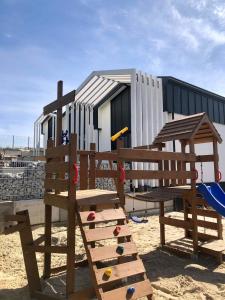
[0,135,33,149]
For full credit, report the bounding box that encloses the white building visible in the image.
[34,68,225,186]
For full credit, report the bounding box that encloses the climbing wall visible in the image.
[77,193,153,300]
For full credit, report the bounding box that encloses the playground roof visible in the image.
[153,112,222,144]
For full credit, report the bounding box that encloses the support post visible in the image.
[66,133,77,296]
[213,139,223,239]
[158,144,165,246]
[17,210,41,297]
[190,141,198,254]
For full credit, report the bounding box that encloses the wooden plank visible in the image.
[45,162,68,174]
[4,223,26,235]
[197,219,218,230]
[95,169,118,178]
[170,160,176,186]
[45,179,68,191]
[188,230,218,241]
[76,189,119,207]
[200,240,225,251]
[66,133,77,296]
[101,279,152,300]
[44,89,76,115]
[16,210,41,296]
[33,235,46,246]
[196,155,215,162]
[159,216,192,229]
[44,193,68,210]
[84,225,131,242]
[163,160,170,186]
[95,259,145,286]
[95,152,117,161]
[89,143,96,189]
[89,242,137,262]
[80,154,89,190]
[199,246,223,264]
[46,144,69,159]
[80,208,125,225]
[125,170,194,180]
[118,148,196,162]
[187,207,218,218]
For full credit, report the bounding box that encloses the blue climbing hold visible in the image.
[116,245,124,255]
[127,287,135,294]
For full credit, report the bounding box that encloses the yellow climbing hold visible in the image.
[104,268,112,277]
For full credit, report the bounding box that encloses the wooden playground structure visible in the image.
[3,81,225,299]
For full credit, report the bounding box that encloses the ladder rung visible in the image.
[84,225,131,242]
[89,242,137,262]
[95,259,145,286]
[101,279,153,300]
[80,208,125,225]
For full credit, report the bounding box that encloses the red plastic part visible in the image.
[73,162,78,185]
[119,164,126,183]
[217,170,222,182]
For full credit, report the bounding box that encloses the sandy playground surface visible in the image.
[1,212,225,300]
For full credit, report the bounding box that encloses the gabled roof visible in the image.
[153,113,222,144]
[74,68,135,107]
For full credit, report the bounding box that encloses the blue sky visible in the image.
[1,0,225,138]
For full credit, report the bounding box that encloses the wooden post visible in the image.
[80,153,89,190]
[117,139,125,207]
[56,80,63,145]
[89,143,96,189]
[66,133,77,295]
[43,139,54,279]
[190,141,198,254]
[158,145,165,246]
[213,139,223,239]
[17,210,41,297]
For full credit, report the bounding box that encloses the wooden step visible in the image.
[80,208,125,225]
[95,259,145,286]
[101,279,153,300]
[44,192,69,210]
[89,242,137,262]
[84,225,131,243]
[76,189,119,207]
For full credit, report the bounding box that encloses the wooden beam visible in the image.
[43,90,75,115]
[118,148,196,162]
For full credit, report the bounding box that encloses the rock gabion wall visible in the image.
[0,161,130,202]
[0,162,45,201]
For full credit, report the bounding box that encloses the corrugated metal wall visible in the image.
[162,77,225,125]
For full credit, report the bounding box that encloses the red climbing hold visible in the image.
[114,226,121,235]
[87,211,96,221]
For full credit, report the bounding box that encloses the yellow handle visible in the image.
[111,127,128,142]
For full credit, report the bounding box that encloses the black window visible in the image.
[48,117,53,139]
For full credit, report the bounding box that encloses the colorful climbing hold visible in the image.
[87,211,95,221]
[116,245,124,255]
[113,226,121,235]
[127,287,135,294]
[104,268,112,277]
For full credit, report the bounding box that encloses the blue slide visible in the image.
[197,183,225,217]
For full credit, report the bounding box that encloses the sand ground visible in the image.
[1,212,225,300]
